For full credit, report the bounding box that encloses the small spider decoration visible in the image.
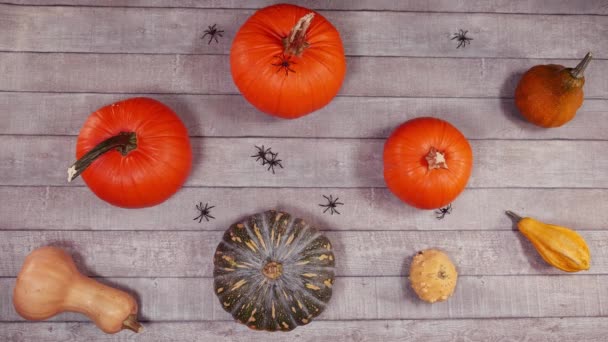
[251,145,272,165]
[319,195,344,215]
[193,202,215,222]
[272,54,296,76]
[435,204,452,220]
[266,151,284,174]
[251,145,283,174]
[451,29,473,48]
[201,24,224,44]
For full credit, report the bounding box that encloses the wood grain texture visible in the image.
[1,1,606,339]
[2,136,608,188]
[2,92,607,139]
[2,53,607,98]
[2,318,608,342]
[5,0,608,14]
[2,276,606,321]
[2,186,608,231]
[2,5,607,58]
[1,230,606,277]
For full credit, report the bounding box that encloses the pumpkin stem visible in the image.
[282,13,315,57]
[570,52,592,79]
[425,147,448,170]
[67,132,137,182]
[505,210,523,223]
[122,314,143,333]
[262,261,283,280]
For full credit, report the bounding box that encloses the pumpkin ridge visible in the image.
[280,230,321,263]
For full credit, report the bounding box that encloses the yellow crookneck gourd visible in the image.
[506,211,590,272]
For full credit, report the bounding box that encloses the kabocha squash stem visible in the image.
[67,132,137,182]
[570,52,592,79]
[282,13,315,57]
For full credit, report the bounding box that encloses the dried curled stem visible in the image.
[282,13,314,57]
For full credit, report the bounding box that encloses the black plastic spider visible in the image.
[451,29,473,48]
[266,152,283,174]
[251,145,272,165]
[202,24,224,44]
[319,195,344,215]
[435,204,452,220]
[271,54,296,76]
[194,202,215,222]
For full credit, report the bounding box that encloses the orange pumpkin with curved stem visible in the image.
[515,52,592,128]
[383,117,473,210]
[230,3,346,119]
[68,97,192,208]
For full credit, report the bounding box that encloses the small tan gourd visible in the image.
[409,249,458,303]
[13,246,142,334]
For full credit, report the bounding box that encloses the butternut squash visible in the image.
[506,211,590,272]
[13,246,142,334]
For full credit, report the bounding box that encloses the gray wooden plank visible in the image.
[2,187,608,232]
[2,93,607,139]
[1,53,607,98]
[1,318,608,342]
[0,230,606,277]
[2,275,606,321]
[2,5,607,58]
[5,0,608,15]
[1,136,608,188]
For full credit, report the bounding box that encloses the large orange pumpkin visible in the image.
[68,97,192,208]
[230,4,346,119]
[383,117,473,210]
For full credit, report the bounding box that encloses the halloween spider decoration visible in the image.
[319,195,344,215]
[194,202,215,222]
[251,145,272,165]
[435,204,452,220]
[250,145,283,174]
[451,29,473,48]
[202,24,224,44]
[266,152,283,174]
[272,54,297,76]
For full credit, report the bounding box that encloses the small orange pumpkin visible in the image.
[383,117,473,210]
[515,52,592,128]
[230,4,346,119]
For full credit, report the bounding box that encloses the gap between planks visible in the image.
[1,1,608,16]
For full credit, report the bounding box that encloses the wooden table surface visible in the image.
[1,1,608,341]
